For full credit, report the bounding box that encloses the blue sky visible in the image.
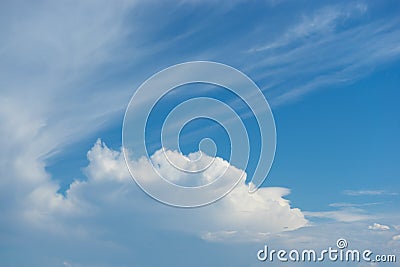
[1,0,400,266]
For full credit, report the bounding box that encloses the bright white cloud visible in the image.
[76,140,308,242]
[368,223,390,231]
[393,234,400,241]
[6,138,306,245]
[142,148,238,187]
[85,139,130,182]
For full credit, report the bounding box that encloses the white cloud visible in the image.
[368,223,390,231]
[85,139,130,182]
[146,148,237,187]
[393,234,400,241]
[245,3,400,106]
[2,138,307,246]
[0,0,141,240]
[343,190,398,196]
[77,140,308,241]
[198,184,308,242]
[249,4,367,53]
[329,202,383,208]
[0,1,399,266]
[304,209,372,222]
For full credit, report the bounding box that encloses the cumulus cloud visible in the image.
[198,184,308,242]
[72,139,308,242]
[6,138,306,246]
[128,147,244,190]
[368,223,390,231]
[85,139,131,182]
[393,235,400,241]
[25,139,400,249]
[0,121,397,266]
[149,149,234,186]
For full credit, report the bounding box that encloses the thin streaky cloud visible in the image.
[303,209,373,223]
[248,3,367,53]
[343,190,399,196]
[243,4,400,105]
[329,202,384,208]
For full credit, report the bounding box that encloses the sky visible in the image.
[0,0,400,266]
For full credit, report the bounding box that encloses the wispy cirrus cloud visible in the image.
[244,3,400,105]
[303,208,373,223]
[248,3,368,53]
